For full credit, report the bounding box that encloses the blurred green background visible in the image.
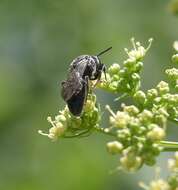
[0,0,178,190]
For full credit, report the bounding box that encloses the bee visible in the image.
[61,47,112,116]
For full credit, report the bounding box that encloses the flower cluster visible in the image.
[39,93,100,141]
[98,38,153,98]
[134,81,178,123]
[39,38,178,184]
[105,55,178,171]
[168,152,178,189]
[106,104,166,172]
[139,168,170,190]
[140,152,178,190]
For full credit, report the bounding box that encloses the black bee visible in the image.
[61,47,112,116]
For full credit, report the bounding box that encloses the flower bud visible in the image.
[55,115,66,123]
[109,81,118,91]
[123,105,139,116]
[117,128,130,140]
[120,154,142,172]
[49,124,65,139]
[165,68,178,80]
[123,58,136,68]
[134,90,146,104]
[38,121,66,141]
[135,62,143,72]
[147,89,158,100]
[139,110,153,124]
[132,73,140,81]
[147,126,165,141]
[156,81,169,95]
[106,141,123,154]
[114,111,130,128]
[108,63,120,75]
[172,54,178,64]
[173,41,178,52]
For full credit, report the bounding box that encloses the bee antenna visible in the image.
[97,47,112,57]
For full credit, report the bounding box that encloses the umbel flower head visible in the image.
[39,93,100,141]
[98,38,153,96]
[140,152,178,190]
[139,168,169,190]
[105,104,166,172]
[39,38,178,178]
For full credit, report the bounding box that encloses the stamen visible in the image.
[146,38,153,51]
[131,37,136,50]
[105,105,116,117]
[38,130,49,137]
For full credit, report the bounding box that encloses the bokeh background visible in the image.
[0,0,178,190]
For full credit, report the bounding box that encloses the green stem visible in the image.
[63,129,92,138]
[94,126,178,152]
[160,140,178,152]
[94,126,116,137]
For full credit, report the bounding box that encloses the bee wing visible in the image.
[67,77,88,116]
[61,70,83,101]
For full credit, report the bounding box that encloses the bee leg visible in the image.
[83,76,89,105]
[103,64,107,81]
[92,64,107,88]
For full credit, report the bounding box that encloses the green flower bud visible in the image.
[114,111,130,128]
[154,114,167,127]
[120,154,142,172]
[70,117,82,129]
[84,99,94,112]
[173,41,178,52]
[157,107,169,117]
[151,143,163,156]
[134,90,146,104]
[117,128,131,140]
[172,54,178,64]
[109,116,115,125]
[154,97,162,104]
[147,126,165,141]
[124,38,153,63]
[139,110,153,124]
[38,119,66,141]
[123,58,136,68]
[144,155,156,166]
[129,117,140,129]
[109,81,118,91]
[108,63,120,75]
[55,115,66,123]
[147,88,158,101]
[49,124,65,138]
[128,47,146,61]
[135,62,143,72]
[132,73,140,81]
[156,81,169,95]
[123,105,140,116]
[112,74,120,81]
[106,141,123,154]
[165,68,178,80]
